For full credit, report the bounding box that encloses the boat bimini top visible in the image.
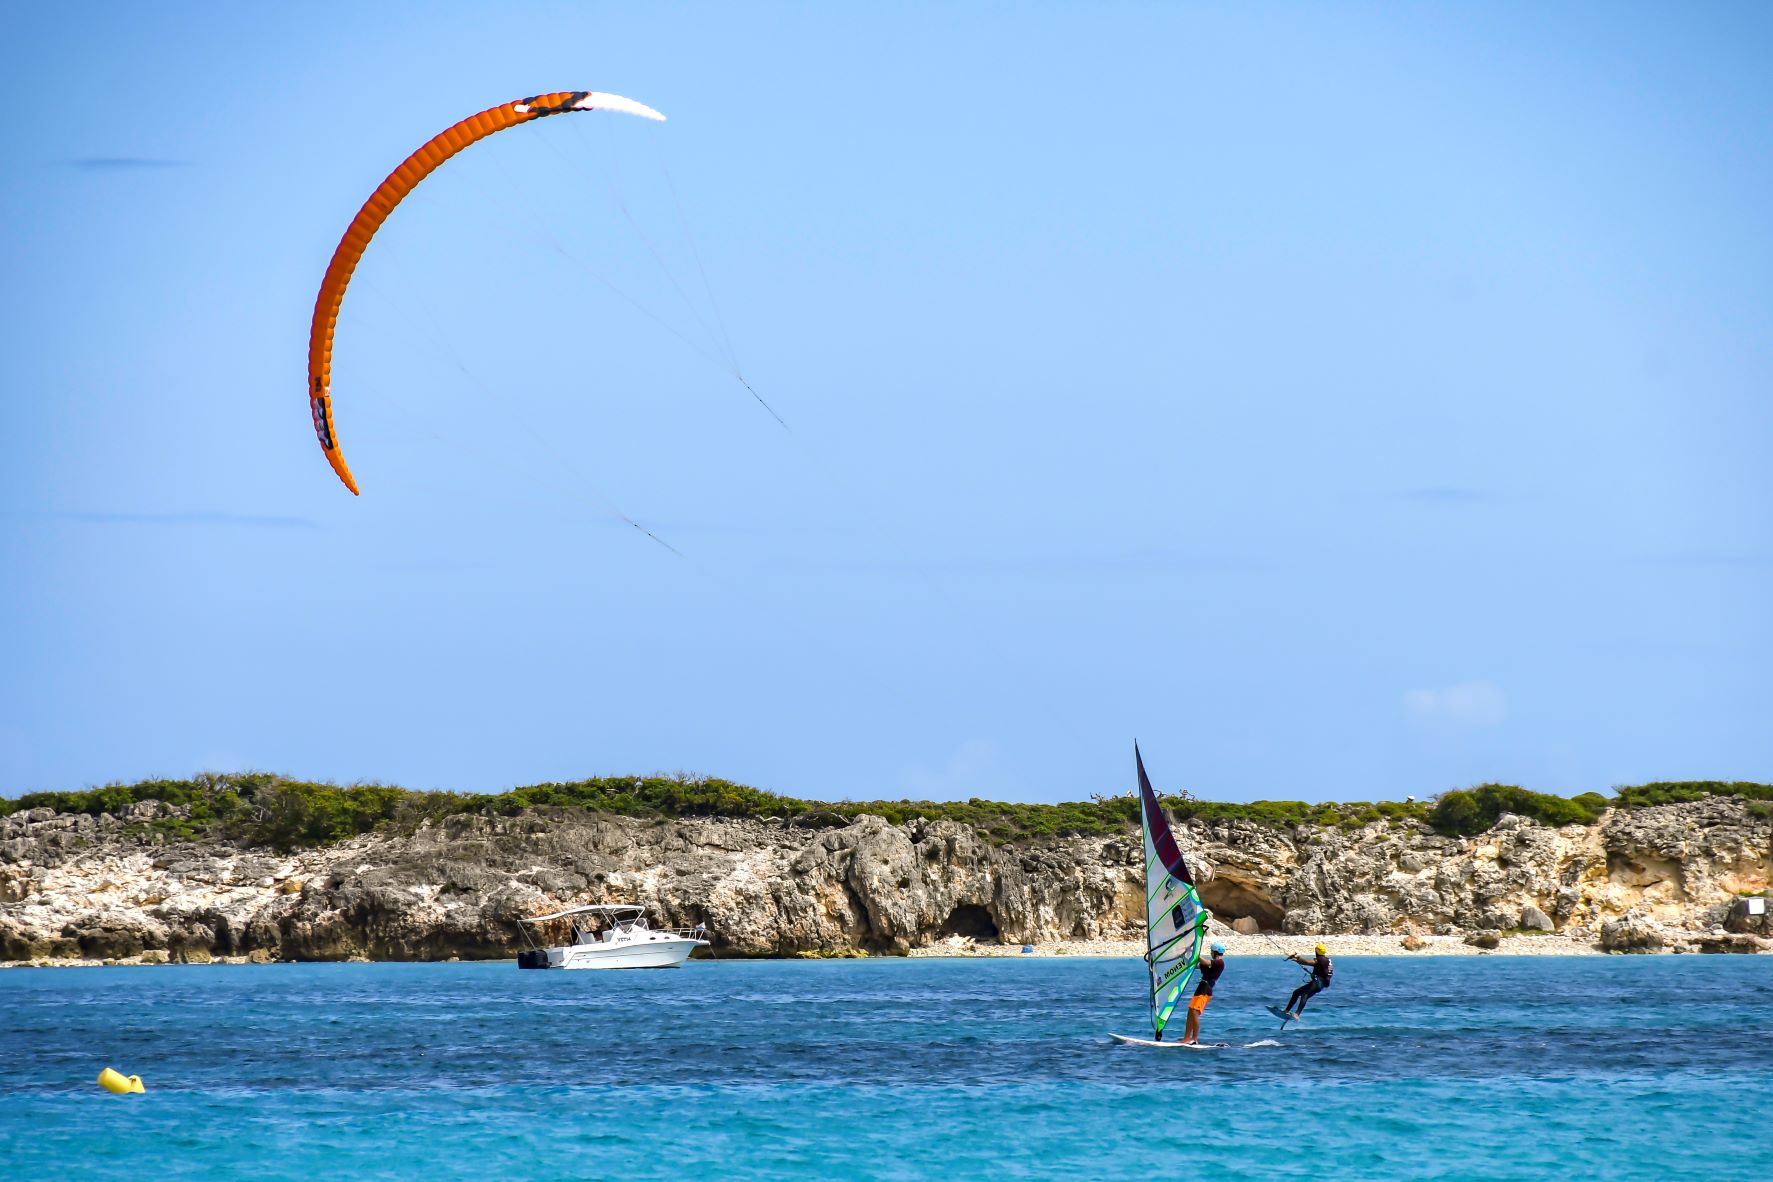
[522,904,647,924]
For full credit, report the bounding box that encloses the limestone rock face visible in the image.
[1599,911,1666,953]
[2,796,1768,961]
[1723,897,1770,935]
[1692,931,1771,954]
[1519,905,1555,932]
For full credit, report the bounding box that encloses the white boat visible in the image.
[516,904,709,970]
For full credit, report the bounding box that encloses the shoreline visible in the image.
[908,932,1609,958]
[9,930,1766,968]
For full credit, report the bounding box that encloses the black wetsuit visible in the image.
[1287,954,1332,1014]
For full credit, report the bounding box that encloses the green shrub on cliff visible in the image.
[1427,789,1485,837]
[470,776,809,822]
[2,777,210,818]
[1610,780,1773,809]
[0,774,419,852]
[1570,791,1610,815]
[1161,797,1430,830]
[243,781,412,851]
[1429,783,1607,837]
[5,772,1768,851]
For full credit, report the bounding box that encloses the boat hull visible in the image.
[519,937,705,970]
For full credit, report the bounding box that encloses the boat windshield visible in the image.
[568,913,651,944]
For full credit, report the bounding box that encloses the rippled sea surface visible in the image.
[3,956,1769,1180]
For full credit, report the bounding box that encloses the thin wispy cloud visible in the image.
[1404,681,1507,728]
[1392,487,1493,504]
[902,739,1000,801]
[62,157,191,170]
[780,551,1268,577]
[53,510,319,530]
[387,557,494,572]
[1627,551,1772,568]
[193,750,249,774]
[607,517,850,538]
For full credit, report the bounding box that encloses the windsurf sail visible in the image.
[1136,744,1210,1040]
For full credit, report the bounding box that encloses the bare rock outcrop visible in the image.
[2,795,1767,962]
[1599,911,1666,953]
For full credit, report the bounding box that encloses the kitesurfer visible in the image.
[1181,942,1227,1044]
[1282,944,1333,1018]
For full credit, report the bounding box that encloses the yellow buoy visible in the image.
[97,1067,145,1095]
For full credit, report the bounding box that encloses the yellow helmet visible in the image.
[1315,944,1326,954]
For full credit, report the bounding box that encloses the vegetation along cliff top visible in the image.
[3,773,1769,853]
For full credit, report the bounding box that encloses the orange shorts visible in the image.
[1188,993,1211,1013]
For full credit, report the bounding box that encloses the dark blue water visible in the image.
[2,957,1769,1179]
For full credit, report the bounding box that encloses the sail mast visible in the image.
[1140,784,1160,1037]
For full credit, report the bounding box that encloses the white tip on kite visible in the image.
[578,92,667,122]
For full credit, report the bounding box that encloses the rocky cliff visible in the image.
[2,796,1768,962]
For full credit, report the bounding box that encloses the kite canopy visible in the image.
[307,92,666,494]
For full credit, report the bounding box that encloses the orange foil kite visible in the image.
[307,92,665,494]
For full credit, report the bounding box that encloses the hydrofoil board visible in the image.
[1265,1005,1303,1026]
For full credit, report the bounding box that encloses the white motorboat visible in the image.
[516,903,709,970]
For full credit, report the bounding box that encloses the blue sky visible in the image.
[3,3,1769,803]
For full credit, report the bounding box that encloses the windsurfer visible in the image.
[1282,944,1333,1018]
[1180,941,1226,1044]
[1129,745,1210,1048]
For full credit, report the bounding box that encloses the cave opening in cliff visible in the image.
[1198,878,1285,931]
[938,904,1000,941]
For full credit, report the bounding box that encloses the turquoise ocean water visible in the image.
[2,956,1769,1180]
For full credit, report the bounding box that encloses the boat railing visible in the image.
[659,924,710,942]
